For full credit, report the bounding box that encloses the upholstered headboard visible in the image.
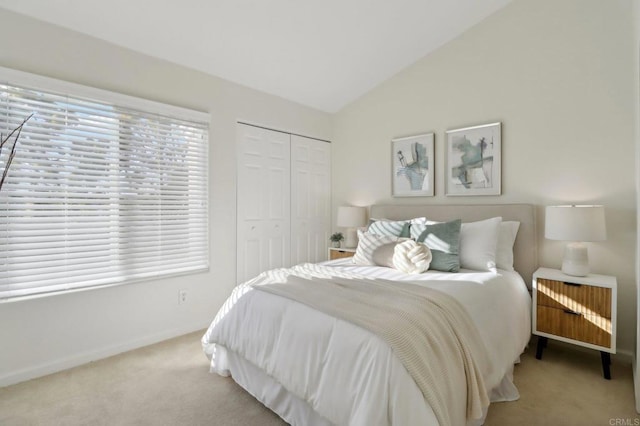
[369,204,538,287]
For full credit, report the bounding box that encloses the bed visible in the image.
[202,204,537,425]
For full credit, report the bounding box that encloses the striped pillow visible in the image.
[368,219,410,238]
[353,230,399,266]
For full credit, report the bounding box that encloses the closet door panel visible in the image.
[264,129,291,271]
[291,135,331,265]
[237,124,290,283]
[311,143,331,262]
[237,125,265,283]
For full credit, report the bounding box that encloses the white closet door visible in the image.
[290,134,331,265]
[236,124,291,284]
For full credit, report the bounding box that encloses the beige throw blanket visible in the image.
[254,271,491,426]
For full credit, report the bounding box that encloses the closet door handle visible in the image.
[563,281,582,287]
[563,309,581,316]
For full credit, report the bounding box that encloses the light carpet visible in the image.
[1,331,637,426]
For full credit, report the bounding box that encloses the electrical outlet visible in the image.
[178,289,188,305]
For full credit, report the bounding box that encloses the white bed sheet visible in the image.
[202,260,531,426]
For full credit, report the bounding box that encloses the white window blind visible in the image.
[0,74,209,300]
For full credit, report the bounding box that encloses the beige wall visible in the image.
[0,9,332,385]
[333,0,637,354]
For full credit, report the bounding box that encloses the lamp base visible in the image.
[561,242,589,277]
[344,228,358,248]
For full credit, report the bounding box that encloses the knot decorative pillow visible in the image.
[392,240,432,274]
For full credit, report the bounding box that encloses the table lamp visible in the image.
[545,205,606,276]
[337,206,367,248]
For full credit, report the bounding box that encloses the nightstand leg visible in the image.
[535,337,547,360]
[601,352,611,380]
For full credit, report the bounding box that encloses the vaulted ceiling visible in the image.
[0,0,513,112]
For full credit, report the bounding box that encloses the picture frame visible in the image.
[391,133,434,197]
[445,122,501,196]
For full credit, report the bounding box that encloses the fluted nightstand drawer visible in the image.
[536,278,611,318]
[328,247,356,261]
[536,305,611,348]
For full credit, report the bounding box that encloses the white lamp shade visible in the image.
[337,206,367,228]
[545,205,606,242]
[545,205,606,276]
[337,206,367,249]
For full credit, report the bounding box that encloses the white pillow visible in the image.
[459,217,502,271]
[411,217,440,226]
[496,221,520,271]
[353,230,399,266]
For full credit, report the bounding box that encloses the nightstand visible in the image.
[328,247,356,261]
[532,267,617,379]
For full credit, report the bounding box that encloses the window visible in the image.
[0,69,209,300]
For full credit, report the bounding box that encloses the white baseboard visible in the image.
[634,356,640,413]
[0,321,209,388]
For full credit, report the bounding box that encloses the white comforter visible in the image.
[202,260,531,426]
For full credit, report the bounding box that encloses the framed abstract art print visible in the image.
[445,122,501,196]
[391,133,435,197]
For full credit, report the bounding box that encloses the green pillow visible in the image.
[410,220,461,272]
[368,219,410,238]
